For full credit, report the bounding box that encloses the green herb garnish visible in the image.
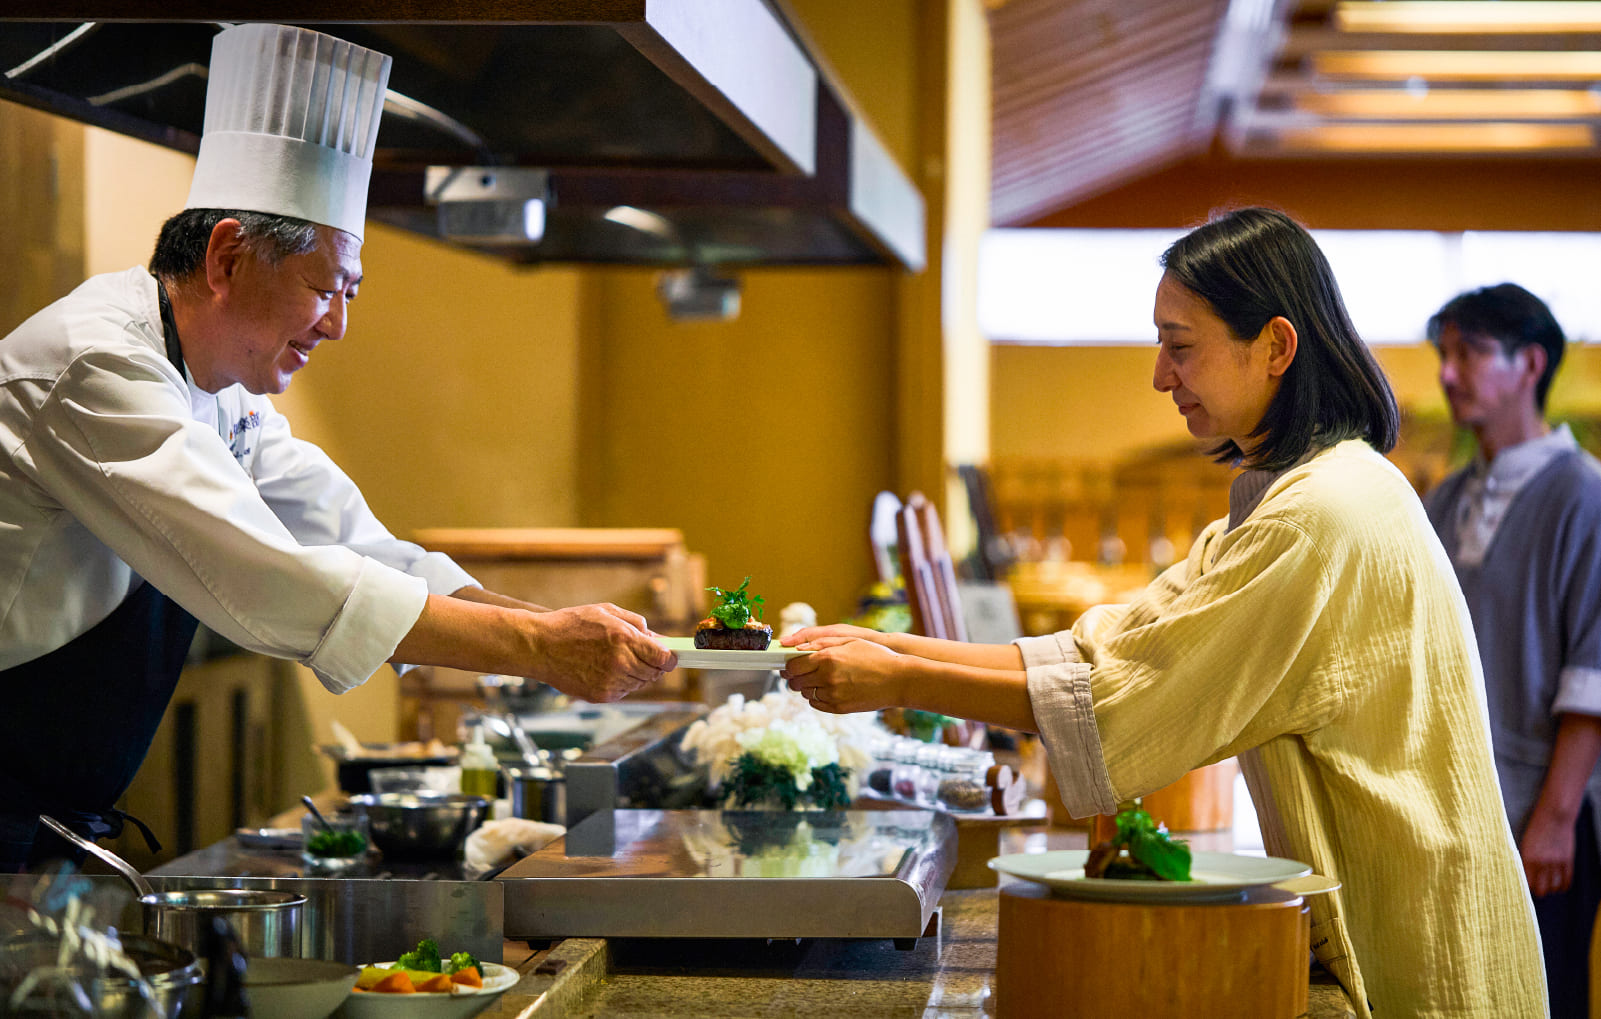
[1088,802,1192,881]
[707,577,765,629]
[305,828,367,858]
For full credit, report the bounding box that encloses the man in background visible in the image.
[1425,282,1601,1016]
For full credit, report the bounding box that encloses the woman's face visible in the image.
[1152,272,1288,450]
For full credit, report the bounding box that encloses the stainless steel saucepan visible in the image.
[38,815,306,958]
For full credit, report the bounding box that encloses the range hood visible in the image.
[0,2,924,271]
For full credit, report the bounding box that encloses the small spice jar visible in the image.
[890,738,924,801]
[936,750,994,813]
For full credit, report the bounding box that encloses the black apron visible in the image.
[0,279,201,873]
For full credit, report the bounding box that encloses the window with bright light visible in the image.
[978,228,1601,345]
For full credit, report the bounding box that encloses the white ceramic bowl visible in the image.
[244,957,360,1019]
[331,961,518,1019]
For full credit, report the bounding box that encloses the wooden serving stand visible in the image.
[995,881,1310,1019]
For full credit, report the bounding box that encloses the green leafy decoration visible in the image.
[902,709,956,743]
[723,754,851,811]
[707,577,765,629]
[1110,802,1192,881]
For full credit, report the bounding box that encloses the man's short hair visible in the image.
[148,208,320,281]
[1427,283,1567,411]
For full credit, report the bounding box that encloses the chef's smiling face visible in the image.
[1151,272,1285,450]
[219,225,362,395]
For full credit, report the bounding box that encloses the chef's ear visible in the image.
[203,217,249,295]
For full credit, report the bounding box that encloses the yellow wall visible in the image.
[992,329,1601,468]
[271,226,586,534]
[576,267,896,626]
[83,126,192,277]
[569,0,936,626]
[0,104,83,334]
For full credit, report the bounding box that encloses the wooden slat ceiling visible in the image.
[989,0,1233,226]
[993,0,1601,226]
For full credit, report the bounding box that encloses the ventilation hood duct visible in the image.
[0,2,924,271]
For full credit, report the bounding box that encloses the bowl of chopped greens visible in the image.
[301,812,370,873]
[335,939,519,1018]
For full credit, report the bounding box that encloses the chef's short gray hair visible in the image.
[148,208,320,280]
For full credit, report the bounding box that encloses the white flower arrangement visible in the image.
[682,689,882,807]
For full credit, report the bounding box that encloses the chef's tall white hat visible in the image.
[185,23,392,241]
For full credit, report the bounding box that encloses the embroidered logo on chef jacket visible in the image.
[225,410,262,461]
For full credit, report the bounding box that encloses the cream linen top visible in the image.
[1021,439,1546,1018]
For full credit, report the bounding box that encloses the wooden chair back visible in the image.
[869,491,903,584]
[896,492,968,642]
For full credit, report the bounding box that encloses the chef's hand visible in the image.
[530,603,677,702]
[1519,801,1576,897]
[781,637,907,714]
[782,623,898,649]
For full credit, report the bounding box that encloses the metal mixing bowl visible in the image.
[347,791,490,859]
[0,930,203,1018]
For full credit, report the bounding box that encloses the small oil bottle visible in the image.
[458,724,499,800]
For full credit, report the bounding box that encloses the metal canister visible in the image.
[504,764,566,825]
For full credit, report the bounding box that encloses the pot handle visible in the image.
[200,915,251,1018]
[38,814,155,898]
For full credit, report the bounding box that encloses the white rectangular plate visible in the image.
[659,635,810,670]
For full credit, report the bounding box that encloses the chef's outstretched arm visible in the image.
[391,593,677,702]
[448,584,551,613]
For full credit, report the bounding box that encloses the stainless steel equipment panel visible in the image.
[497,809,955,940]
[147,839,501,965]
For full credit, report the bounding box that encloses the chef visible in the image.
[0,24,675,872]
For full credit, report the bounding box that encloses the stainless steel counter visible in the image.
[495,808,955,942]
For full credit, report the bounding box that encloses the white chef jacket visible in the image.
[0,267,477,692]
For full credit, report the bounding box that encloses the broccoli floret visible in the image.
[447,950,480,975]
[394,938,442,972]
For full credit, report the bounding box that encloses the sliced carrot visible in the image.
[450,966,483,988]
[414,973,455,993]
[370,971,416,994]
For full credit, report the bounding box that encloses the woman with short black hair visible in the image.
[784,207,1545,1017]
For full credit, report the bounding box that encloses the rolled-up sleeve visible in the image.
[1554,666,1601,718]
[1016,514,1346,820]
[1017,631,1118,817]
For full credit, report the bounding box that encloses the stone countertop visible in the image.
[481,884,1356,1018]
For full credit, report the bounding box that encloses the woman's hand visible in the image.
[781,637,909,714]
[782,623,898,650]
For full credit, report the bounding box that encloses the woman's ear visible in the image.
[1265,316,1298,378]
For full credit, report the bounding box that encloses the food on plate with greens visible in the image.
[1083,802,1193,881]
[352,938,484,993]
[695,577,773,651]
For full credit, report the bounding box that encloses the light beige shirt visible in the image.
[1021,440,1546,1018]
